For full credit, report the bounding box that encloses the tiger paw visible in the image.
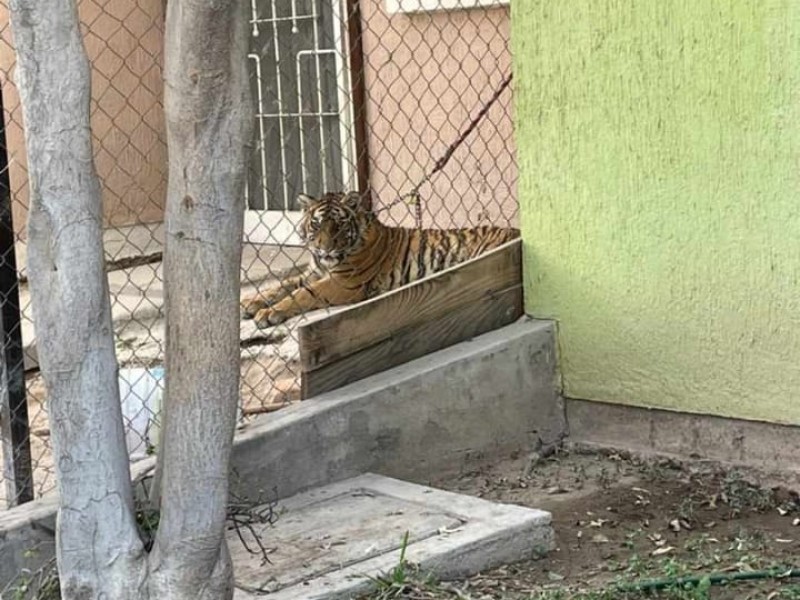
[254,307,289,328]
[241,295,267,320]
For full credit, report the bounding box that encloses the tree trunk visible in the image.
[147,0,253,597]
[8,0,146,597]
[10,0,253,596]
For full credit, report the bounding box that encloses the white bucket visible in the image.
[119,367,164,462]
[118,367,242,462]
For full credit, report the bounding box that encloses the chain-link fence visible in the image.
[0,0,517,509]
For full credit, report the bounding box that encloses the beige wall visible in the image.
[360,1,517,230]
[0,0,167,237]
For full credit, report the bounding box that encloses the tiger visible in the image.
[241,191,520,328]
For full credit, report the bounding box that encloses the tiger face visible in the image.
[298,192,372,269]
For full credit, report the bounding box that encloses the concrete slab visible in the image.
[231,473,553,600]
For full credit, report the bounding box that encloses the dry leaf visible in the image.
[589,519,609,528]
[651,546,675,557]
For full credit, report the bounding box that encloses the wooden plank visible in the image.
[301,283,522,398]
[345,0,371,198]
[298,238,521,372]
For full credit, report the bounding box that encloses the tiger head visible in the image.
[297,191,374,268]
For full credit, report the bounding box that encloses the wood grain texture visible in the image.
[302,284,522,398]
[299,239,522,398]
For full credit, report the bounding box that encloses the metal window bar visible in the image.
[247,0,354,215]
[248,53,271,207]
[297,48,337,192]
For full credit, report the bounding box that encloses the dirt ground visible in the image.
[363,450,800,600]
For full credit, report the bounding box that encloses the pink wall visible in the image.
[359,1,517,230]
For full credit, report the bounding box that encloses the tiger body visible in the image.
[241,192,519,328]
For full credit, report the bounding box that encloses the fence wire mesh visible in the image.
[0,0,517,509]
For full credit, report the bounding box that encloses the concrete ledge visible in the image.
[230,317,565,501]
[0,494,57,590]
[567,398,800,477]
[1,318,564,588]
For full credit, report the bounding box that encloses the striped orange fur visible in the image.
[241,191,519,327]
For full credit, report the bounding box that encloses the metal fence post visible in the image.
[0,85,33,507]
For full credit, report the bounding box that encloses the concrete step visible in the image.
[231,473,553,600]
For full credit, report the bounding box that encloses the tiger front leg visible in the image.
[241,270,317,320]
[252,288,325,327]
[252,275,361,328]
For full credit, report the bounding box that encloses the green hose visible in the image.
[616,567,800,593]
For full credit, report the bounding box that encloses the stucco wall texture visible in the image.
[514,2,800,424]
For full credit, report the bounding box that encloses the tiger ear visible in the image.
[341,191,371,213]
[297,193,315,209]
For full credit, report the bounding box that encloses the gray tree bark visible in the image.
[8,0,146,597]
[146,0,253,596]
[10,0,253,596]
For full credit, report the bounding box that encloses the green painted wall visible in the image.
[513,1,800,424]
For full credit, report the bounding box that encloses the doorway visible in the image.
[245,0,360,245]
